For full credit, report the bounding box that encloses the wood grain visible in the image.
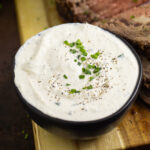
[14,0,150,149]
[15,0,48,42]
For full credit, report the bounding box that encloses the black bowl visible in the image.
[14,26,142,140]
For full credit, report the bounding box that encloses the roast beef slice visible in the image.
[141,55,150,89]
[140,85,150,105]
[88,0,148,19]
[56,0,149,23]
[94,4,150,48]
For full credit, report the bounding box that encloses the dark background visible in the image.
[0,0,34,149]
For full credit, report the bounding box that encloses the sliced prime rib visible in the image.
[141,56,150,89]
[56,0,149,23]
[94,4,150,48]
[140,56,150,105]
[140,86,150,105]
[139,48,150,104]
[87,0,149,20]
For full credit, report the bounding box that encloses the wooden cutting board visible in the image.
[14,0,150,149]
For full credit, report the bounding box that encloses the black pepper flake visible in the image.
[55,102,60,106]
[77,55,81,59]
[78,62,81,66]
[68,112,72,115]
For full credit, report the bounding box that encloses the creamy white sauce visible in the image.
[14,23,139,121]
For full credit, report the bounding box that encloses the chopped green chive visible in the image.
[0,3,3,9]
[64,40,75,47]
[83,85,93,90]
[87,85,93,89]
[76,39,84,49]
[24,133,29,140]
[101,19,107,24]
[78,62,81,66]
[96,72,100,76]
[81,57,86,61]
[144,27,148,32]
[64,40,70,46]
[91,51,101,59]
[70,49,77,54]
[63,74,68,79]
[75,39,88,56]
[93,67,101,73]
[84,10,89,15]
[74,59,77,62]
[118,53,124,58]
[132,0,138,2]
[82,68,91,75]
[87,64,96,69]
[76,44,84,49]
[130,15,135,19]
[80,48,88,56]
[79,75,85,79]
[66,83,71,86]
[69,89,80,94]
[76,39,82,46]
[89,76,94,81]
[55,102,60,106]
[22,130,25,134]
[87,64,93,69]
[69,42,75,47]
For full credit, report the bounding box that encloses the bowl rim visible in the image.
[13,23,143,126]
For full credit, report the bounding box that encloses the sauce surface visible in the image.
[14,23,139,121]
